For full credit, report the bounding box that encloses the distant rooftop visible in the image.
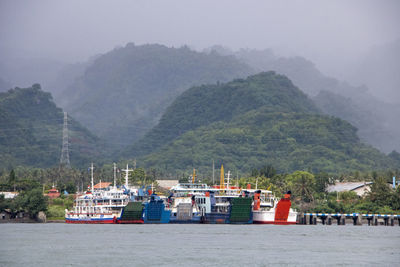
[156,180,179,189]
[327,182,373,194]
[94,182,112,189]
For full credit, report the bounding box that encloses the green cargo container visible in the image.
[120,202,144,221]
[229,197,253,223]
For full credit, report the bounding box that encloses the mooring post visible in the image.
[336,215,341,225]
[352,215,357,226]
[298,213,303,224]
[367,217,371,226]
[357,214,362,226]
[321,215,326,225]
[327,215,332,225]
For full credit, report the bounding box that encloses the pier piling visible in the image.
[357,214,362,226]
[327,215,332,225]
[306,214,310,225]
[352,216,357,225]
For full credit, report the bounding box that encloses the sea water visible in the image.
[0,224,399,266]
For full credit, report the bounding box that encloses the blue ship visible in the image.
[143,195,171,224]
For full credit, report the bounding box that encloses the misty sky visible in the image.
[1,0,399,76]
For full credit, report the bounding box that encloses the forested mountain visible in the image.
[0,85,101,169]
[59,43,253,149]
[125,72,398,174]
[313,90,398,153]
[208,47,399,153]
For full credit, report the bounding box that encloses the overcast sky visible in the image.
[0,0,399,76]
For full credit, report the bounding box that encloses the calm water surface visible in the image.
[1,224,399,266]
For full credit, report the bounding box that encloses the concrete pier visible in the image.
[301,213,399,226]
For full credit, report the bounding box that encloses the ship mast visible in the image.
[122,164,133,187]
[113,163,117,189]
[227,171,231,189]
[90,163,94,193]
[220,164,224,191]
[192,168,196,184]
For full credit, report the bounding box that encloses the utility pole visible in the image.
[60,112,71,168]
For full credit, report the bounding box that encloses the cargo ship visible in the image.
[143,194,171,223]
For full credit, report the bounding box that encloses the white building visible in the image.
[326,182,373,197]
[0,192,19,199]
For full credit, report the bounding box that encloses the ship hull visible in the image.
[252,210,297,224]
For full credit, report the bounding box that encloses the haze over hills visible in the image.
[0,56,67,92]
[344,39,400,104]
[125,72,399,174]
[58,43,253,149]
[0,77,11,92]
[0,84,102,169]
[205,46,400,153]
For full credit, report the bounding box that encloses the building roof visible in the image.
[327,182,373,193]
[0,192,19,199]
[156,180,179,189]
[94,182,112,189]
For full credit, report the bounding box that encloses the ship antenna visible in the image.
[227,171,231,189]
[212,159,215,185]
[113,163,117,189]
[220,164,225,191]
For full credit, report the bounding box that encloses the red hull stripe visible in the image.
[65,220,115,224]
[253,221,297,225]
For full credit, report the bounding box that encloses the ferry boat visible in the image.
[65,163,143,224]
[168,168,253,224]
[168,182,211,223]
[252,190,297,224]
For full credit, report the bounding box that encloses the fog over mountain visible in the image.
[1,1,399,83]
[0,0,399,155]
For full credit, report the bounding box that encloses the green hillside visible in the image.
[126,72,398,174]
[0,84,101,168]
[126,71,318,157]
[60,43,253,149]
